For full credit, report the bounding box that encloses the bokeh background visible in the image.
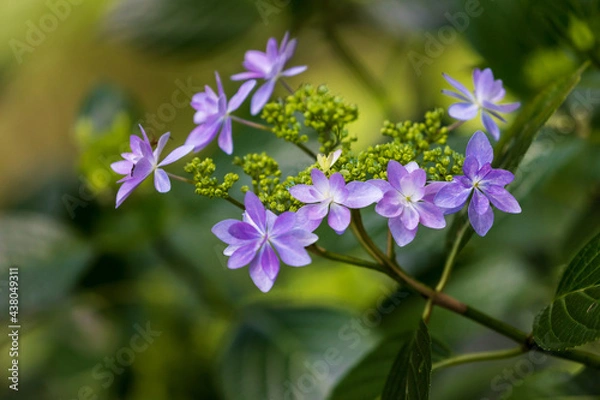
[1,0,599,399]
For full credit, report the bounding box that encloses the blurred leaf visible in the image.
[381,320,431,400]
[329,331,447,400]
[533,231,600,350]
[220,305,376,400]
[105,0,259,57]
[0,213,94,318]
[503,367,600,399]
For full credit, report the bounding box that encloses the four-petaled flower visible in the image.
[111,126,193,208]
[434,131,521,236]
[289,169,383,234]
[231,32,307,115]
[212,191,318,292]
[443,68,520,140]
[185,72,256,155]
[372,161,446,246]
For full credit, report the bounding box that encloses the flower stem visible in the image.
[225,196,244,210]
[296,143,318,160]
[446,120,465,132]
[166,172,195,185]
[386,229,396,260]
[280,79,294,94]
[230,115,272,132]
[308,244,387,273]
[432,346,526,372]
[422,222,469,322]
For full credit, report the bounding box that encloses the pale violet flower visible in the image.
[443,68,520,140]
[231,32,307,115]
[212,191,318,292]
[434,131,521,236]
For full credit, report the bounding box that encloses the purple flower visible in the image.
[289,169,383,234]
[212,191,318,292]
[372,161,446,247]
[231,32,307,115]
[434,131,521,236]
[185,72,256,155]
[442,68,520,140]
[111,126,193,208]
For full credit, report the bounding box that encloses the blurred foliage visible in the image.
[0,0,600,399]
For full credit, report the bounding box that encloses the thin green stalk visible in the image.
[386,229,396,260]
[432,346,526,372]
[296,142,318,160]
[280,79,294,94]
[463,306,530,344]
[230,115,272,132]
[225,196,244,210]
[308,244,387,273]
[423,222,469,322]
[166,172,195,185]
[549,348,600,369]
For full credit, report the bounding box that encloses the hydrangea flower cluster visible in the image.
[111,32,522,292]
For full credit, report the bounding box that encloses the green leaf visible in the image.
[220,305,376,400]
[495,62,588,173]
[503,367,600,399]
[445,63,588,253]
[329,331,447,400]
[533,231,600,350]
[381,320,431,400]
[0,213,94,318]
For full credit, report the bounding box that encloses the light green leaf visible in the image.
[220,305,376,400]
[381,320,431,400]
[533,231,600,350]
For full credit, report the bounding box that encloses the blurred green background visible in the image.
[0,0,599,399]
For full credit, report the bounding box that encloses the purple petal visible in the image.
[422,181,447,203]
[448,102,479,120]
[468,199,494,236]
[185,119,222,152]
[288,228,318,247]
[289,184,323,203]
[471,189,490,215]
[243,50,270,75]
[229,241,261,269]
[441,89,471,103]
[483,100,520,114]
[466,131,494,166]
[481,185,521,214]
[154,168,171,193]
[231,71,263,81]
[474,68,494,102]
[130,135,144,154]
[482,168,514,186]
[405,161,421,173]
[111,160,133,175]
[270,212,296,236]
[375,191,403,218]
[229,221,262,240]
[158,145,193,167]
[139,124,150,143]
[270,233,315,267]
[329,173,349,203]
[389,217,418,247]
[399,170,426,200]
[153,132,170,159]
[367,179,393,194]
[266,37,278,60]
[400,205,419,230]
[328,203,351,234]
[310,168,330,194]
[463,156,480,180]
[442,73,475,101]
[434,182,471,209]
[251,79,276,115]
[243,191,267,232]
[249,245,279,292]
[218,118,234,154]
[342,181,383,208]
[212,219,243,244]
[414,202,446,229]
[386,160,408,191]
[295,206,322,232]
[228,80,257,112]
[301,202,330,220]
[282,65,307,77]
[214,71,224,97]
[482,113,500,141]
[115,178,144,208]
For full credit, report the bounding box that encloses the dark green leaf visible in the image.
[329,330,447,400]
[381,320,431,400]
[533,231,600,350]
[220,305,376,400]
[0,213,94,318]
